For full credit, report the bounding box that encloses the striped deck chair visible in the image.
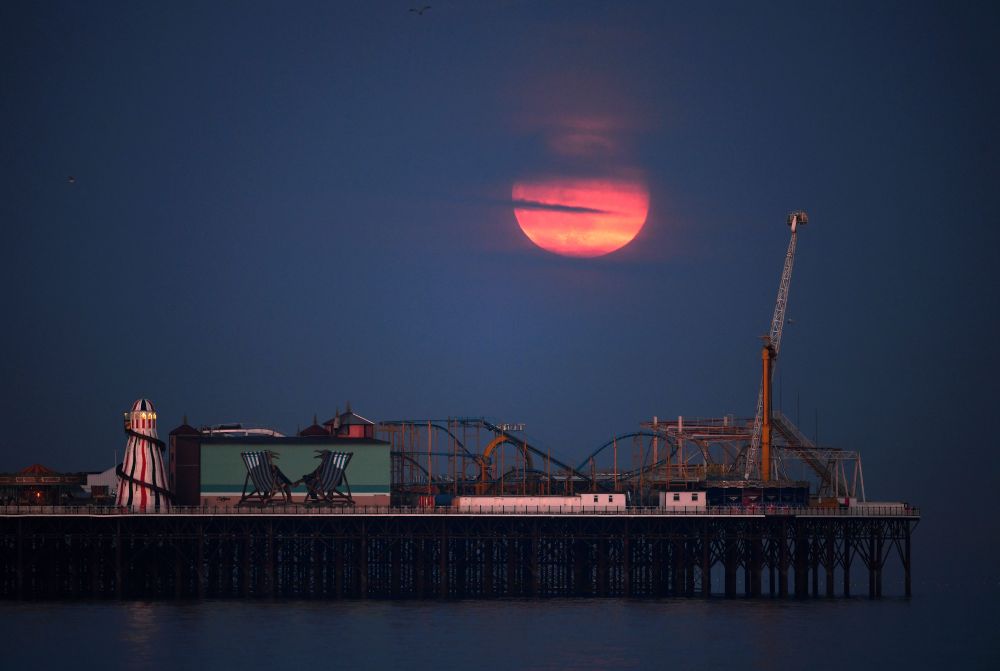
[238,451,294,506]
[302,450,354,506]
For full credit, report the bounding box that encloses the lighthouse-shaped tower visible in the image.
[116,398,171,511]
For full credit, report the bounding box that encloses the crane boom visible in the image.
[742,211,808,479]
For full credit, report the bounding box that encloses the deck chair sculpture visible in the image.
[238,451,294,506]
[302,450,354,506]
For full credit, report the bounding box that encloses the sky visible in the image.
[1,1,998,580]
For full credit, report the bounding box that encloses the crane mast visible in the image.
[742,211,808,480]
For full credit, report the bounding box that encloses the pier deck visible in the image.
[0,506,918,600]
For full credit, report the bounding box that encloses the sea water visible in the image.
[1,587,996,670]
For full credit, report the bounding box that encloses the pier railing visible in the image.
[0,504,920,518]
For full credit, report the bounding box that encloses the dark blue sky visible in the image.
[2,1,998,565]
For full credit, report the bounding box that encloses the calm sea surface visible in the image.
[1,588,996,670]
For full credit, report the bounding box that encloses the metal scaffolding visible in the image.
[0,509,916,599]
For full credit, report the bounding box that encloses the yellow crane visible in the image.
[742,211,808,480]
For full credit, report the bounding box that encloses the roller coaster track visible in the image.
[575,432,665,473]
[477,429,590,486]
[383,419,591,490]
[380,421,479,460]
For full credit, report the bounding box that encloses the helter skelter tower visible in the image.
[116,398,172,511]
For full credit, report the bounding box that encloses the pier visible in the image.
[0,506,917,599]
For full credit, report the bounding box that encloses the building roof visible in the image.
[298,413,331,437]
[0,464,86,485]
[339,411,374,426]
[169,422,201,436]
[20,464,57,476]
[299,423,330,437]
[322,403,375,428]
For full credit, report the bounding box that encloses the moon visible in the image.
[512,177,650,258]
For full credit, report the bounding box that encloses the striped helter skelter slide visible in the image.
[116,398,172,512]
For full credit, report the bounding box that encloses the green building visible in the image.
[169,408,391,506]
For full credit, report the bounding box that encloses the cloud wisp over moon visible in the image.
[510,199,612,215]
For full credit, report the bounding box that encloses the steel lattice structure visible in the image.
[0,508,916,599]
[378,412,865,504]
[743,211,808,479]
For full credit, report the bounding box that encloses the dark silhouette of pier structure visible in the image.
[0,508,916,600]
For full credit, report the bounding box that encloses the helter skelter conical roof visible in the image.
[130,398,156,413]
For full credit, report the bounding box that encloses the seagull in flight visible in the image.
[409,5,431,15]
[67,176,76,184]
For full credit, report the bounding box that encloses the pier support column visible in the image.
[174,544,183,599]
[597,538,609,597]
[651,537,662,596]
[904,523,912,598]
[749,534,762,597]
[334,538,344,598]
[506,537,517,596]
[744,550,752,598]
[90,535,100,597]
[768,524,775,596]
[811,537,820,597]
[484,538,495,598]
[794,523,808,598]
[16,519,24,599]
[701,525,712,597]
[438,522,448,598]
[223,533,234,597]
[413,538,425,598]
[868,531,877,599]
[875,527,883,598]
[196,523,205,599]
[309,532,319,597]
[672,538,684,595]
[843,526,852,597]
[826,526,835,598]
[622,523,631,597]
[362,519,368,599]
[573,538,590,596]
[528,523,539,597]
[115,521,124,599]
[685,537,696,596]
[456,534,469,598]
[265,521,275,597]
[723,531,737,598]
[391,537,402,598]
[241,533,251,597]
[778,521,789,597]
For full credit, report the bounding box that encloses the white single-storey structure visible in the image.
[658,490,707,510]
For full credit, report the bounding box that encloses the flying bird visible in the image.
[409,5,431,15]
[67,176,76,184]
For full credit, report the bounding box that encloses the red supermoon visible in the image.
[512,177,650,258]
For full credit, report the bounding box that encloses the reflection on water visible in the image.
[121,602,157,668]
[1,593,996,671]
